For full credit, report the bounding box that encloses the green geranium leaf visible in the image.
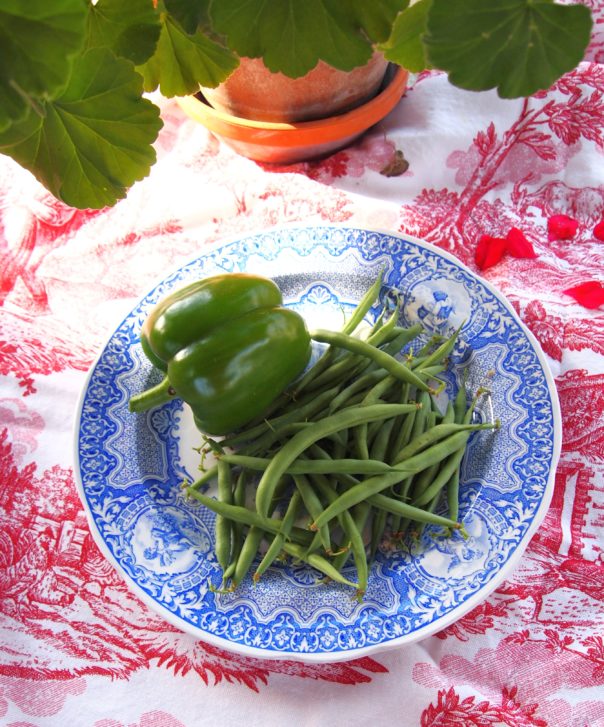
[165,0,211,36]
[210,0,405,78]
[0,0,87,130]
[138,14,238,95]
[86,0,161,66]
[380,0,432,72]
[0,48,163,209]
[423,0,593,98]
[344,0,409,45]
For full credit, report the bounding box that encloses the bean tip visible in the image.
[327,544,350,556]
[457,524,470,540]
[209,580,235,594]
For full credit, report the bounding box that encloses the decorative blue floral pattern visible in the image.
[74,226,560,662]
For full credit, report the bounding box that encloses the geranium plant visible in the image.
[0,0,593,209]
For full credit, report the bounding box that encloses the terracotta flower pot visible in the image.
[177,65,408,165]
[201,54,390,123]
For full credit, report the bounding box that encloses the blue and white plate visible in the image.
[74,226,561,663]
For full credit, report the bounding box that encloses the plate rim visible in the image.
[72,223,562,663]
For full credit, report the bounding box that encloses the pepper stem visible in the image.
[128,376,177,413]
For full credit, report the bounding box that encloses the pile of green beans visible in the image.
[185,272,499,599]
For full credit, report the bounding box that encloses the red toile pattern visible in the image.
[0,426,388,689]
[1,7,603,722]
[420,686,547,727]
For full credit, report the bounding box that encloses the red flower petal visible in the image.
[593,220,604,241]
[563,281,604,309]
[548,214,578,241]
[505,227,537,258]
[475,234,507,271]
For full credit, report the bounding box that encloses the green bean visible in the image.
[188,463,218,491]
[221,388,315,446]
[414,414,498,506]
[354,374,397,459]
[413,334,443,359]
[389,388,431,529]
[311,430,473,531]
[369,508,387,562]
[386,385,414,464]
[444,389,498,517]
[281,542,359,589]
[400,409,439,508]
[440,386,469,523]
[214,470,250,590]
[228,470,248,563]
[215,460,233,579]
[382,383,413,532]
[254,402,419,517]
[413,388,498,509]
[301,529,326,561]
[370,414,397,463]
[412,323,462,371]
[364,304,400,348]
[303,354,371,394]
[418,364,447,380]
[412,442,469,507]
[233,526,264,587]
[329,426,349,460]
[414,491,443,539]
[310,329,435,393]
[441,401,456,425]
[368,492,460,529]
[186,488,313,545]
[330,501,370,574]
[408,460,441,505]
[253,490,302,582]
[223,384,341,449]
[293,474,332,553]
[342,269,384,335]
[219,560,237,588]
[446,467,461,523]
[454,374,468,424]
[380,323,424,354]
[303,309,406,397]
[393,418,496,465]
[343,507,368,598]
[221,453,393,475]
[327,369,385,414]
[310,474,367,595]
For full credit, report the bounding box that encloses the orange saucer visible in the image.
[176,66,409,164]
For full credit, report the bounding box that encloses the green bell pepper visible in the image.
[129,273,311,435]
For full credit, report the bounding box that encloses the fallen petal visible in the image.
[563,281,604,309]
[548,214,578,241]
[475,234,507,271]
[505,227,538,258]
